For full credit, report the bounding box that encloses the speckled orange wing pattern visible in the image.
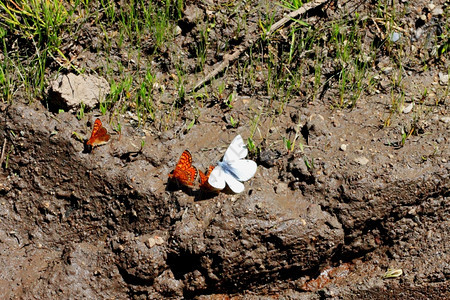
[199,165,217,191]
[86,118,110,147]
[168,150,197,187]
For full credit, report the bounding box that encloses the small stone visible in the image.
[438,72,448,85]
[408,207,417,216]
[432,7,444,16]
[155,236,164,245]
[440,117,450,124]
[402,102,414,114]
[146,237,156,248]
[175,26,182,36]
[340,144,347,151]
[382,67,393,75]
[389,32,401,42]
[414,28,424,40]
[354,157,369,165]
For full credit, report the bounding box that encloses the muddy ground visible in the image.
[0,0,449,299]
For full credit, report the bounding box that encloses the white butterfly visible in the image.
[208,135,257,193]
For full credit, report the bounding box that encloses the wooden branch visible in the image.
[0,138,6,169]
[188,0,329,93]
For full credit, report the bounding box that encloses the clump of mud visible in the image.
[0,0,449,298]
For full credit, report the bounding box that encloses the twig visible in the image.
[188,0,330,93]
[267,0,329,36]
[0,138,6,169]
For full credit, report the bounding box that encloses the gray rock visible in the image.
[440,117,450,124]
[389,32,401,42]
[402,102,414,114]
[303,114,330,145]
[438,72,449,85]
[48,73,110,112]
[354,156,369,165]
[432,7,444,16]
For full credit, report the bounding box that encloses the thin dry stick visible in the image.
[0,138,6,169]
[189,0,330,93]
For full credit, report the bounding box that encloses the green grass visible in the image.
[0,0,447,151]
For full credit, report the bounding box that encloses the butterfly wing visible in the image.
[199,166,217,191]
[90,119,103,138]
[207,165,226,190]
[92,127,111,145]
[184,166,197,186]
[199,170,207,185]
[169,150,197,187]
[224,159,257,182]
[176,150,193,170]
[87,119,110,146]
[223,171,245,193]
[223,134,248,162]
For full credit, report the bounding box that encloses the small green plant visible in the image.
[140,139,145,151]
[99,101,108,115]
[77,102,85,120]
[304,156,314,170]
[217,81,226,100]
[72,131,84,143]
[283,136,293,152]
[400,126,407,146]
[278,0,304,11]
[229,115,238,128]
[247,137,256,154]
[5,150,11,169]
[186,118,195,131]
[420,87,428,104]
[114,122,122,134]
[224,93,234,109]
[258,8,276,41]
[196,22,213,71]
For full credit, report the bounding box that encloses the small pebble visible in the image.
[432,7,444,16]
[146,237,156,248]
[440,117,450,124]
[389,32,401,42]
[402,102,414,114]
[383,67,393,75]
[340,144,347,151]
[438,72,448,85]
[155,236,164,245]
[175,26,182,36]
[354,157,369,165]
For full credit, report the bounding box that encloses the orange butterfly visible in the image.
[199,165,218,191]
[168,150,198,187]
[86,118,111,152]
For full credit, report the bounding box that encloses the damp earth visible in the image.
[0,0,449,299]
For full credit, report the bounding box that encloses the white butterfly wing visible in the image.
[225,160,257,182]
[223,135,248,162]
[223,171,245,193]
[208,165,226,190]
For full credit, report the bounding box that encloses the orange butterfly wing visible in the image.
[199,165,217,191]
[87,118,111,147]
[169,150,197,187]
